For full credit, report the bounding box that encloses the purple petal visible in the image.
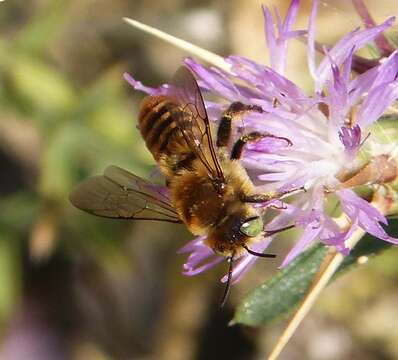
[283,30,307,40]
[324,48,354,124]
[184,58,241,101]
[315,17,395,91]
[307,0,319,79]
[282,0,300,33]
[227,55,308,112]
[338,189,387,224]
[338,189,398,244]
[371,50,398,87]
[183,256,223,276]
[347,66,379,105]
[177,236,207,254]
[262,0,301,75]
[352,0,394,56]
[280,220,322,267]
[356,81,398,128]
[262,4,277,68]
[319,216,351,255]
[357,218,398,244]
[339,125,361,153]
[348,51,398,106]
[123,72,169,96]
[178,236,225,276]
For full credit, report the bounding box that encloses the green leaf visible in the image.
[0,192,39,232]
[233,244,327,326]
[234,221,397,326]
[39,122,149,200]
[9,56,76,116]
[13,1,69,55]
[0,234,21,323]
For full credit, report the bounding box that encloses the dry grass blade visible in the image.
[122,18,230,72]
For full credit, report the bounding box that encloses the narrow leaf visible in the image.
[234,222,396,326]
[234,244,327,326]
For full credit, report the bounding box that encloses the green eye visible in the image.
[240,217,263,237]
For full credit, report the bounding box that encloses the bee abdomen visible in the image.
[139,96,182,159]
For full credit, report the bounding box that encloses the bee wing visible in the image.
[170,66,225,184]
[69,165,182,223]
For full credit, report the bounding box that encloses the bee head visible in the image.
[239,216,263,237]
[207,207,265,257]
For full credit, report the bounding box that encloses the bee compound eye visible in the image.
[240,217,263,237]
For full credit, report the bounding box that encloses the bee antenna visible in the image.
[264,224,295,237]
[242,244,277,258]
[220,255,234,308]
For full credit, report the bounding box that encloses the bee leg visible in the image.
[230,132,292,160]
[216,102,264,148]
[242,186,306,203]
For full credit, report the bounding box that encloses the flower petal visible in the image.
[184,58,241,101]
[352,0,394,56]
[280,221,322,267]
[338,189,387,224]
[307,0,318,79]
[356,81,398,128]
[348,50,398,107]
[315,16,395,91]
[262,0,301,75]
[123,72,169,96]
[339,125,362,154]
[338,189,398,244]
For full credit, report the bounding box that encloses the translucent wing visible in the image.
[69,165,181,223]
[170,66,225,185]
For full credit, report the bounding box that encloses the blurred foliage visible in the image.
[0,0,164,356]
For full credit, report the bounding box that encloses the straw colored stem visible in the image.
[123,18,230,72]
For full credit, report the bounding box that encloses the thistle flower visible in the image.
[125,0,398,283]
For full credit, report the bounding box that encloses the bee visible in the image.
[70,66,295,304]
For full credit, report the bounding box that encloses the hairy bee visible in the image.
[70,66,294,302]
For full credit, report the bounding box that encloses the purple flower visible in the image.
[125,0,398,282]
[179,235,273,284]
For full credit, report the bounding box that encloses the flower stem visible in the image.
[122,18,230,72]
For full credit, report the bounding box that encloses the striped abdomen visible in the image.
[138,96,195,176]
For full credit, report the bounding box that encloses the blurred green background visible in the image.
[1,0,398,359]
